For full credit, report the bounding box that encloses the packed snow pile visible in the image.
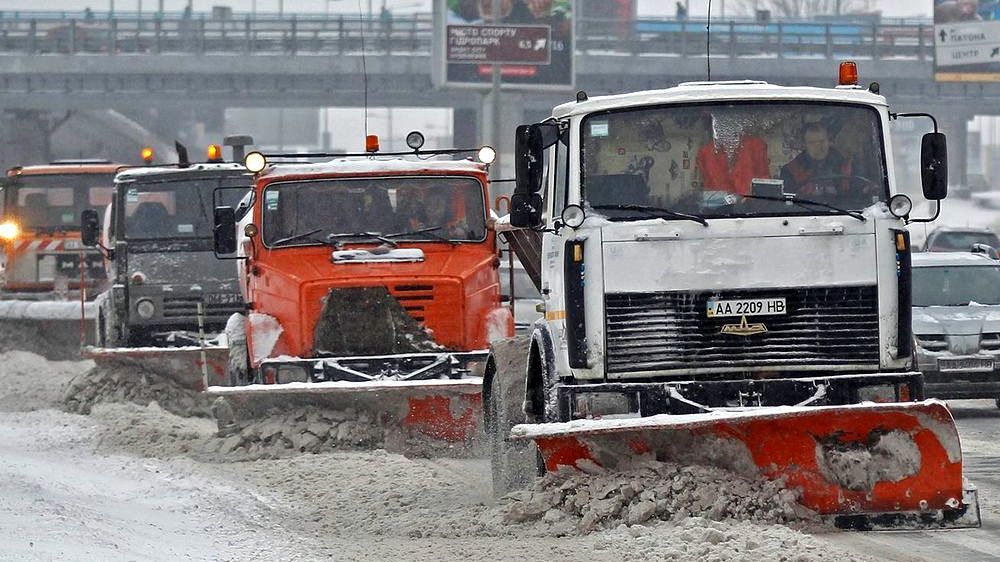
[89,401,217,458]
[62,365,213,418]
[209,405,385,459]
[501,460,817,534]
[0,350,94,411]
[211,401,481,460]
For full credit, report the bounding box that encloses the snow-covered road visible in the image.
[1,350,997,561]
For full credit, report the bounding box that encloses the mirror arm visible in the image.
[908,200,941,224]
[891,112,939,133]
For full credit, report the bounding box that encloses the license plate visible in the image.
[707,297,787,318]
[205,293,242,305]
[938,357,994,372]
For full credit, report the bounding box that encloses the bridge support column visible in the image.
[481,90,524,181]
[939,111,971,189]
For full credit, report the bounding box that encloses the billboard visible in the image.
[434,0,575,90]
[935,0,1000,81]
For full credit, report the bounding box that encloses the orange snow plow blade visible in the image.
[512,401,981,530]
[206,379,484,454]
[83,345,230,390]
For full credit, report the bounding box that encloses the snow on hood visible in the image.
[260,157,487,179]
[912,305,1000,336]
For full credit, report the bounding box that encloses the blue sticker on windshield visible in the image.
[265,191,278,211]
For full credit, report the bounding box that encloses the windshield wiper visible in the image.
[385,226,455,244]
[591,204,708,227]
[741,194,866,223]
[327,231,398,247]
[271,228,328,247]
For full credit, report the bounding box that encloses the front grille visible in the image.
[389,283,435,323]
[162,296,243,320]
[605,286,880,374]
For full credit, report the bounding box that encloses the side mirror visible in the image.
[510,192,543,228]
[81,209,100,247]
[514,123,560,195]
[921,132,948,200]
[213,206,237,255]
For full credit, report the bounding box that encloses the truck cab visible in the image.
[497,74,948,423]
[90,158,252,346]
[0,161,117,299]
[217,144,512,384]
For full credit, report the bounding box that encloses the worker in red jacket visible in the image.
[696,133,771,196]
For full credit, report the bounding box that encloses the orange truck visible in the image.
[0,160,118,299]
[207,136,511,446]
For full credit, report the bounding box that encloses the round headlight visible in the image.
[244,223,259,238]
[888,194,913,218]
[130,271,147,285]
[0,221,19,241]
[561,204,586,229]
[244,151,267,173]
[405,130,425,150]
[135,298,155,319]
[477,146,497,164]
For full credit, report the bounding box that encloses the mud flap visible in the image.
[84,345,229,390]
[206,379,484,455]
[512,400,981,529]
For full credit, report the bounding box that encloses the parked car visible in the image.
[912,251,1000,407]
[922,226,1000,252]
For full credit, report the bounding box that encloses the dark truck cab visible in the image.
[85,161,252,346]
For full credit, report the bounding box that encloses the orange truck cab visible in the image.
[0,161,118,298]
[215,146,512,385]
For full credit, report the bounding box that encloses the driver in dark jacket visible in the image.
[780,121,852,196]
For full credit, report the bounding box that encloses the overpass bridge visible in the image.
[0,11,985,180]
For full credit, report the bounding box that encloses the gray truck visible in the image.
[82,143,252,347]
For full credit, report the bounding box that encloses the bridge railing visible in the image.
[0,13,934,61]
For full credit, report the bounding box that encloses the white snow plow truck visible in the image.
[486,62,982,530]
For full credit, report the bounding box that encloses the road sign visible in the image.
[935,22,1000,67]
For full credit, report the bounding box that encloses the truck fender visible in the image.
[525,324,557,422]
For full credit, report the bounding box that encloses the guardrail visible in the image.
[0,13,934,61]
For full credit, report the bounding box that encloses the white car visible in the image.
[912,250,1000,407]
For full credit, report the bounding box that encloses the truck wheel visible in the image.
[487,335,539,497]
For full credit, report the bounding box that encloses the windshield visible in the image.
[927,231,1000,252]
[580,102,887,220]
[4,173,114,231]
[913,264,1000,306]
[122,175,250,240]
[262,176,487,246]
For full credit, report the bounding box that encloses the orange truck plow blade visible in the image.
[512,400,981,530]
[206,378,484,454]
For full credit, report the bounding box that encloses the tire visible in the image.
[487,335,539,497]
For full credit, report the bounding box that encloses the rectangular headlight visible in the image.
[571,391,640,420]
[858,384,896,403]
